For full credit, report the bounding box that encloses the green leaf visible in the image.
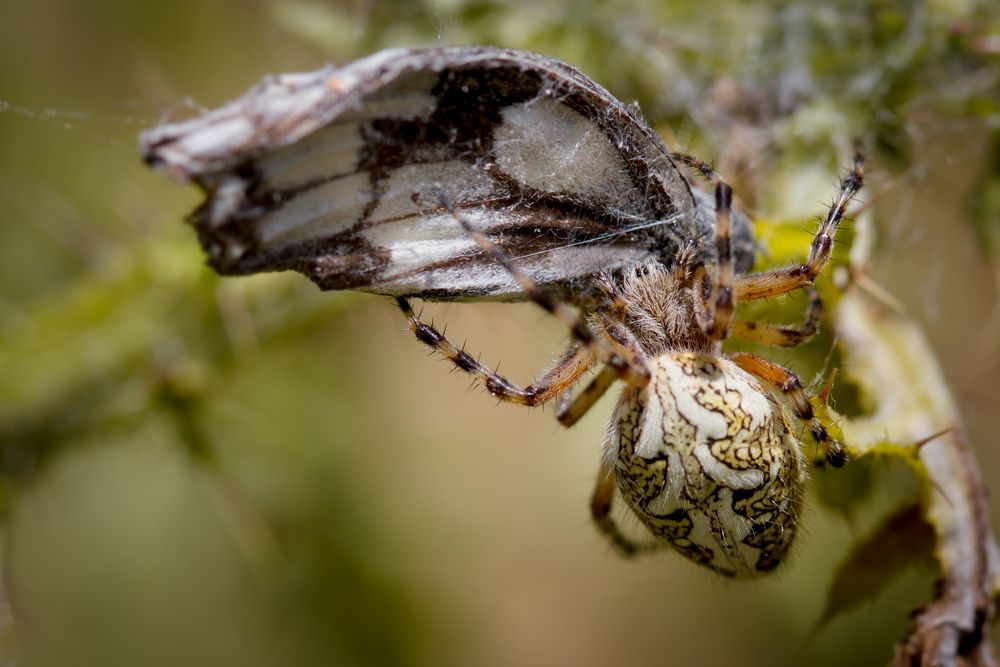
[816,502,936,631]
[812,456,875,523]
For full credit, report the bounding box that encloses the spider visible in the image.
[395,150,864,578]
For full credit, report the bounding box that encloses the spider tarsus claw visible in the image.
[826,447,848,468]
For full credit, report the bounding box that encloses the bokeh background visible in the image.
[2,1,999,666]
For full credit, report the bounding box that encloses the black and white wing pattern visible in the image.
[141,46,754,304]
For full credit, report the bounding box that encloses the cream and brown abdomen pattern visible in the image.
[610,352,805,577]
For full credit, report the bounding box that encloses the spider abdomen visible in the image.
[610,352,806,577]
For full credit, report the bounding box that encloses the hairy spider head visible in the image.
[606,260,717,358]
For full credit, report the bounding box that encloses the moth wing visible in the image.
[141,47,752,303]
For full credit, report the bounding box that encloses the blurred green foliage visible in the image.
[1,1,999,666]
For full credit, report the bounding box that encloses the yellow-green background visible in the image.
[2,1,999,666]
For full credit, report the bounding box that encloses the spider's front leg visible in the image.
[445,203,651,391]
[670,152,735,340]
[736,148,864,302]
[396,297,595,408]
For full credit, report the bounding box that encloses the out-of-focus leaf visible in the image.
[971,141,1000,284]
[817,502,936,631]
[0,232,356,476]
[812,456,874,522]
[812,453,925,526]
[267,0,362,58]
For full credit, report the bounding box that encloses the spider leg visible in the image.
[556,312,649,426]
[591,455,644,557]
[670,152,734,340]
[736,148,864,302]
[556,366,618,427]
[597,311,650,376]
[396,297,596,409]
[445,203,650,389]
[728,352,845,466]
[730,287,823,347]
[671,239,700,287]
[595,272,629,322]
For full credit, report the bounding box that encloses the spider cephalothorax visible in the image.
[600,259,715,356]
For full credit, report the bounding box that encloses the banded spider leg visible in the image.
[395,205,652,417]
[671,149,864,467]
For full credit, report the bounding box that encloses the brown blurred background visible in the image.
[1,1,999,666]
